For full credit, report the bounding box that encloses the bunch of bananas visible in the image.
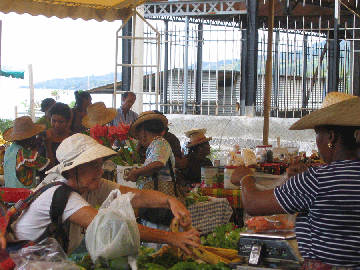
[149,219,243,266]
[0,133,6,175]
[0,134,6,146]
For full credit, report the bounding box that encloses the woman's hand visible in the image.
[287,163,308,178]
[168,197,192,228]
[230,165,254,186]
[167,229,200,255]
[124,168,140,182]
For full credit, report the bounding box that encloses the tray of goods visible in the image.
[0,188,32,203]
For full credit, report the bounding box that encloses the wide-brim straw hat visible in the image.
[46,133,117,174]
[82,102,117,128]
[129,111,168,139]
[290,92,360,130]
[185,128,212,148]
[3,116,45,142]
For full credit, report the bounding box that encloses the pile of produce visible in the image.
[185,190,210,207]
[138,247,232,270]
[70,246,235,270]
[201,222,245,250]
[70,221,245,269]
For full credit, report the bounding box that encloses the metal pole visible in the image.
[122,19,132,94]
[328,0,340,93]
[164,21,169,113]
[246,0,259,114]
[196,22,203,114]
[29,64,35,121]
[273,30,280,117]
[240,29,247,116]
[183,16,189,114]
[302,35,308,113]
[263,0,274,145]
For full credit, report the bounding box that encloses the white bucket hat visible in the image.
[46,133,117,175]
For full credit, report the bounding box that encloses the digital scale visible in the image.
[228,230,303,270]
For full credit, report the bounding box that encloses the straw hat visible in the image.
[46,133,117,174]
[3,116,45,142]
[82,102,117,128]
[290,92,360,130]
[185,128,212,148]
[129,111,168,139]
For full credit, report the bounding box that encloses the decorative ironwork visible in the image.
[144,0,246,17]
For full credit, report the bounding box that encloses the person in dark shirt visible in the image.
[38,102,74,181]
[231,92,360,268]
[68,90,92,133]
[178,128,213,187]
[36,98,56,130]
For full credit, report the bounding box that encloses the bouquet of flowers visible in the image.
[89,124,141,166]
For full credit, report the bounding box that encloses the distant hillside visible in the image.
[22,73,121,90]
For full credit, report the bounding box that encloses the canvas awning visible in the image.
[0,0,147,22]
[0,66,24,79]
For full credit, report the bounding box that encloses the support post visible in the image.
[353,7,360,96]
[183,16,189,114]
[263,0,274,146]
[273,30,280,116]
[122,19,132,93]
[163,20,169,113]
[328,0,340,93]
[240,29,247,116]
[302,34,308,114]
[29,64,35,121]
[246,0,259,115]
[195,22,203,114]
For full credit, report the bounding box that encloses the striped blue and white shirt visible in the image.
[274,159,360,267]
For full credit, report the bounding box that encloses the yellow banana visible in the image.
[200,246,238,260]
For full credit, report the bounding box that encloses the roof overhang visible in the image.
[0,0,147,22]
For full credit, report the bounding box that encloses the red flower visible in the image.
[90,125,108,138]
[108,124,130,142]
[92,136,104,145]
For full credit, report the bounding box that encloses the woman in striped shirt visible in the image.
[231,92,360,269]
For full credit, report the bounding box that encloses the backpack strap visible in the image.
[0,182,64,237]
[36,184,75,254]
[152,158,178,198]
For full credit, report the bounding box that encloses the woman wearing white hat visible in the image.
[231,92,360,268]
[8,133,200,255]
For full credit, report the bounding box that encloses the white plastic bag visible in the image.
[85,190,140,264]
[9,238,79,270]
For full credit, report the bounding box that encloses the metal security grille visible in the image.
[141,0,358,117]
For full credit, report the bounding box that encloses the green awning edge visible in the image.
[1,66,25,79]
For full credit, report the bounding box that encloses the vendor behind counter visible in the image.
[231,92,360,269]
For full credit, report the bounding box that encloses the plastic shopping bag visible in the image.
[9,238,79,270]
[85,190,140,264]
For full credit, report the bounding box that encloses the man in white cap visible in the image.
[178,128,213,186]
[7,134,200,255]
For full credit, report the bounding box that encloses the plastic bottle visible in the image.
[224,166,239,190]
